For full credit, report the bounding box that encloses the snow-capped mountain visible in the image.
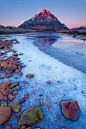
[18,8,68,31]
[71,25,86,30]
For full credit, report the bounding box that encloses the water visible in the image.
[0,32,86,129]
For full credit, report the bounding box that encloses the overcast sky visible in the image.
[0,0,86,29]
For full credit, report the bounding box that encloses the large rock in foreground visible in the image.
[60,100,79,119]
[18,107,43,126]
[0,107,11,124]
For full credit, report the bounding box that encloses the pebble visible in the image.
[16,86,21,90]
[47,104,51,109]
[13,90,18,95]
[0,73,6,78]
[47,81,51,84]
[24,93,29,99]
[39,100,44,106]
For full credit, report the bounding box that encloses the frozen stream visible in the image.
[0,32,86,129]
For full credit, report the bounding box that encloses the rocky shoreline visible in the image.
[0,36,80,129]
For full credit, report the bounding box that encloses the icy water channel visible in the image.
[0,32,86,129]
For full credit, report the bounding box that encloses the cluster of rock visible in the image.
[0,39,26,79]
[0,38,79,129]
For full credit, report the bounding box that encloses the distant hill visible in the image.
[18,8,69,31]
[71,25,86,30]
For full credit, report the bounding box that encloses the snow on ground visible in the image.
[0,33,86,129]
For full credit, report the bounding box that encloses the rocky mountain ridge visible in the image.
[71,25,86,30]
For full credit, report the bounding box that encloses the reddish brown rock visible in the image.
[7,74,11,78]
[8,94,15,100]
[12,53,18,56]
[1,80,10,90]
[8,102,13,107]
[19,72,22,76]
[60,100,79,119]
[7,56,12,59]
[6,70,13,74]
[26,74,34,78]
[57,115,60,120]
[2,89,13,96]
[8,64,17,71]
[0,94,4,101]
[0,88,4,93]
[15,69,20,73]
[26,127,32,129]
[5,124,12,129]
[9,60,15,65]
[0,107,11,124]
[39,100,44,106]
[47,104,51,109]
[23,81,29,84]
[0,58,4,61]
[16,86,21,90]
[1,61,8,68]
[16,126,21,129]
[13,90,18,95]
[47,80,51,84]
[0,52,3,56]
[0,73,6,78]
[24,93,29,99]
[12,50,17,53]
[21,126,25,129]
[61,127,67,129]
[4,96,8,101]
[33,91,35,94]
[19,98,25,104]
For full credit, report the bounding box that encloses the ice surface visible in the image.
[0,32,86,129]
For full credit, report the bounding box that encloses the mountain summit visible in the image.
[18,8,68,31]
[33,8,56,20]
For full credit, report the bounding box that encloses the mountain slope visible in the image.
[18,8,68,31]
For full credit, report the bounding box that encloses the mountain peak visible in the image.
[33,8,56,20]
[18,9,69,31]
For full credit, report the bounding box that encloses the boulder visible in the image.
[1,80,10,90]
[60,100,79,119]
[0,107,11,124]
[18,107,43,126]
[8,64,17,71]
